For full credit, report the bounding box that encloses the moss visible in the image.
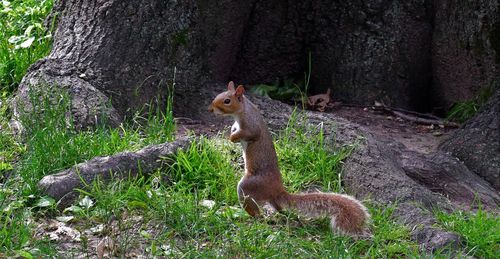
[172,28,189,48]
[168,28,189,60]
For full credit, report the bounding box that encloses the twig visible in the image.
[392,111,460,127]
[373,104,460,127]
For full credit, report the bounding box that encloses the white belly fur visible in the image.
[232,121,248,151]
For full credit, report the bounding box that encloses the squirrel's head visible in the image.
[208,81,245,116]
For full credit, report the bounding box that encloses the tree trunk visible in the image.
[432,0,499,111]
[15,0,498,126]
[14,0,203,129]
[440,88,500,190]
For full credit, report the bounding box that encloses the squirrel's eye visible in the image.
[224,99,231,104]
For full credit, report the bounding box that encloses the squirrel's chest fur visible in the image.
[232,121,248,151]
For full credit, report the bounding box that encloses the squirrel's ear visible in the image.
[227,81,235,91]
[235,85,245,98]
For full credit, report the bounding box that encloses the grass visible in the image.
[277,111,353,192]
[1,88,499,257]
[0,86,175,256]
[16,87,175,192]
[0,95,423,257]
[446,85,495,123]
[0,0,54,93]
[435,206,500,258]
[51,134,423,258]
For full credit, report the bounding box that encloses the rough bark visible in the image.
[16,0,498,128]
[38,137,191,207]
[432,0,499,110]
[14,0,203,129]
[307,1,433,110]
[440,88,500,190]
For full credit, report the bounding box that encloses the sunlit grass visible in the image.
[63,131,423,257]
[0,0,54,93]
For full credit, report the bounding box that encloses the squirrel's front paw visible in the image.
[229,134,240,143]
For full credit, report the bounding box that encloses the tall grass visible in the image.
[446,85,495,123]
[0,0,54,93]
[277,110,354,191]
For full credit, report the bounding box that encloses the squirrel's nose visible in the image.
[208,103,214,113]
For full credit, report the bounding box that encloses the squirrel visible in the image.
[208,81,370,237]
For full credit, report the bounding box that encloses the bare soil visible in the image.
[331,106,456,154]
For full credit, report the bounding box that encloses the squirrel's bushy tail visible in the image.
[277,192,371,237]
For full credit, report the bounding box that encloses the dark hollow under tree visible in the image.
[13,0,500,252]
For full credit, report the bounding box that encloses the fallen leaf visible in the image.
[35,196,55,208]
[79,196,94,209]
[43,220,81,241]
[56,216,75,223]
[86,224,105,235]
[18,36,35,49]
[63,205,84,214]
[307,88,331,112]
[266,234,277,244]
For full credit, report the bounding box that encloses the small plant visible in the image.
[249,78,303,101]
[250,52,313,108]
[446,85,495,123]
[446,100,479,123]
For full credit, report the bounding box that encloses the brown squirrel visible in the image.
[208,81,370,237]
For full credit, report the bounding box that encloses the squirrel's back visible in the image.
[239,98,280,176]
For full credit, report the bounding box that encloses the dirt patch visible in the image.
[329,106,456,154]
